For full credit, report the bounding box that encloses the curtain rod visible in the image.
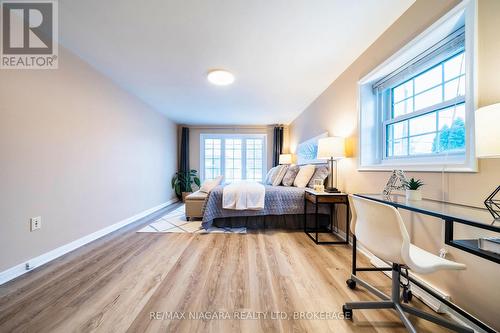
[181,125,285,130]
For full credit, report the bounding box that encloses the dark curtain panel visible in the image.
[180,127,190,177]
[272,126,284,167]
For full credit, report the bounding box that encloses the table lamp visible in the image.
[279,154,292,165]
[317,136,345,193]
[475,102,500,220]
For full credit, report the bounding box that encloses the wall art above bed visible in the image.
[296,132,328,165]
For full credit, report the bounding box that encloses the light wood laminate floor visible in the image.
[0,204,452,333]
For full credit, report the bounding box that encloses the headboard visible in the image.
[295,132,328,165]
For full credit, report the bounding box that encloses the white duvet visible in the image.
[222,181,265,210]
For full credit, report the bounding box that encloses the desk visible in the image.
[355,194,500,263]
[350,194,499,333]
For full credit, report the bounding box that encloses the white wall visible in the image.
[0,47,178,272]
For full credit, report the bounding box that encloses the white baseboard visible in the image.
[0,198,178,286]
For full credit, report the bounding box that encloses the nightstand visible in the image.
[304,189,350,245]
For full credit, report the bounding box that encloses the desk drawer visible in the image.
[317,195,347,204]
[305,192,348,204]
[305,191,316,203]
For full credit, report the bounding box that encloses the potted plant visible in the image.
[171,169,201,202]
[404,178,424,201]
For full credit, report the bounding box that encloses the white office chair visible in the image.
[343,195,473,333]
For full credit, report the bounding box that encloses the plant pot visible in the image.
[406,189,422,201]
[181,192,192,202]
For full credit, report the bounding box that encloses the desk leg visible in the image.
[315,201,319,244]
[444,219,454,245]
[330,204,334,232]
[345,235,357,289]
[352,235,357,276]
[345,201,350,244]
[303,196,307,233]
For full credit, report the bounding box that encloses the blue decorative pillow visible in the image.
[264,166,278,185]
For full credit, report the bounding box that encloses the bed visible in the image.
[201,185,330,229]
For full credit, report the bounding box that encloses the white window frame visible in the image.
[382,50,467,158]
[200,133,267,182]
[383,97,466,160]
[358,0,477,172]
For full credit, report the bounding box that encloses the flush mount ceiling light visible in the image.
[207,69,235,86]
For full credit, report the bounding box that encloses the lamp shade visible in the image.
[317,137,345,160]
[475,103,500,158]
[279,154,292,164]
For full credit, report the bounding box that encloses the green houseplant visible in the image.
[171,169,201,201]
[404,177,424,201]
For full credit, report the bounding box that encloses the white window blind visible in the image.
[373,26,465,93]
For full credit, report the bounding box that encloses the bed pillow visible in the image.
[272,165,289,186]
[293,164,316,188]
[199,175,223,193]
[264,166,278,185]
[281,165,300,186]
[307,165,329,188]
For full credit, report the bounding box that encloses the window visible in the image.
[224,138,242,182]
[201,134,266,182]
[385,52,466,158]
[358,2,476,171]
[203,138,221,181]
[245,138,264,182]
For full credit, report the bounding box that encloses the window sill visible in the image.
[357,164,477,173]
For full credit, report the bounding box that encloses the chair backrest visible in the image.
[349,195,410,264]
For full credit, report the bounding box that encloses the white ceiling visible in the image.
[59,0,414,125]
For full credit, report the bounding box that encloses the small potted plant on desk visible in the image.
[404,177,424,201]
[171,169,201,202]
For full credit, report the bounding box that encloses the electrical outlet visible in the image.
[30,216,41,231]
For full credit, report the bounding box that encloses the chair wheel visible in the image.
[342,305,353,320]
[346,278,356,289]
[403,288,413,303]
